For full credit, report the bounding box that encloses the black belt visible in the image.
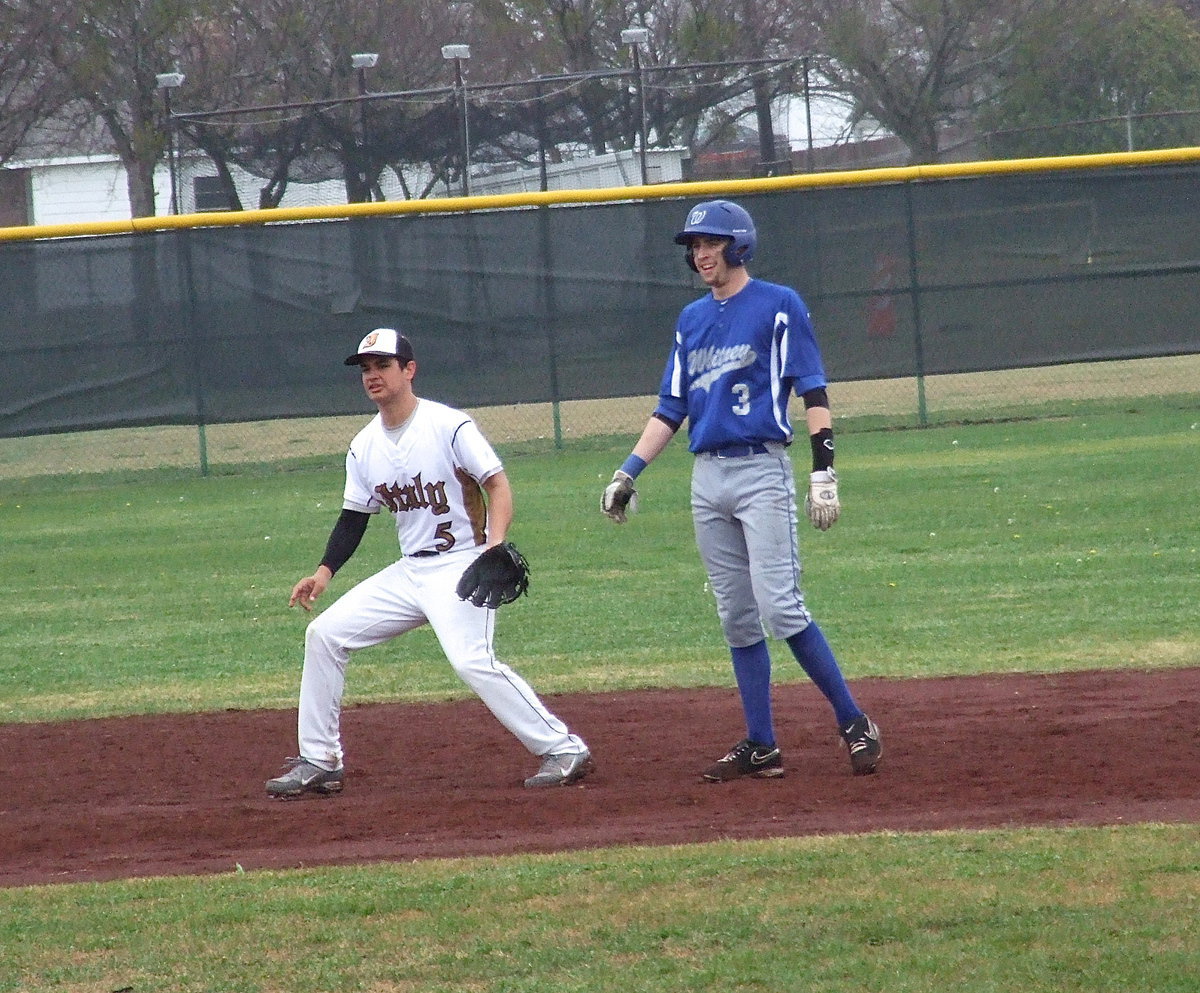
[710,443,769,459]
[409,549,441,557]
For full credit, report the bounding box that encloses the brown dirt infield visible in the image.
[4,667,1197,888]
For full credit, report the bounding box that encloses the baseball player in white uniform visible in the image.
[267,328,592,797]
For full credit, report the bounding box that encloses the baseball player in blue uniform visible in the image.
[602,200,882,780]
[267,328,592,797]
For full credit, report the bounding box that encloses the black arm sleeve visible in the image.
[809,427,835,471]
[801,387,829,409]
[319,509,371,576]
[802,388,834,470]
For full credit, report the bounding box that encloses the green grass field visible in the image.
[1,395,1197,992]
[2,398,1195,723]
[2,827,1196,993]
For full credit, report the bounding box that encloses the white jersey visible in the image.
[284,379,588,779]
[342,399,502,556]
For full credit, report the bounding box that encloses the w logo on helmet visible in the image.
[674,200,758,269]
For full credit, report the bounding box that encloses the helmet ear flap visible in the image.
[684,237,739,272]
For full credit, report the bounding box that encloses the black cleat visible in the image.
[839,715,882,775]
[702,738,784,781]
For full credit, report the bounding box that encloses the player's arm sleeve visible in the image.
[651,398,686,430]
[801,386,828,410]
[342,437,386,510]
[651,327,689,429]
[782,291,828,397]
[319,508,371,576]
[451,418,503,484]
[801,389,835,471]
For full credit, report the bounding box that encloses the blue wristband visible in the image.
[620,454,647,479]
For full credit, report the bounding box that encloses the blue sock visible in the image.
[785,623,861,727]
[730,640,775,745]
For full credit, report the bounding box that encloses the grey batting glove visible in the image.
[601,470,638,524]
[804,469,840,531]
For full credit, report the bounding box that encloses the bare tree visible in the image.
[174,0,474,205]
[804,0,1035,163]
[39,0,220,217]
[471,0,811,172]
[0,3,75,165]
[164,3,330,209]
[171,1,366,208]
[979,0,1200,156]
[12,0,1069,213]
[474,0,634,155]
[678,0,812,164]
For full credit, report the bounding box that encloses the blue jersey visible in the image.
[654,278,827,453]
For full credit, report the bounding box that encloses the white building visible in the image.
[0,154,159,226]
[0,145,688,228]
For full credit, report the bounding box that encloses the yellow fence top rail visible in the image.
[5,145,1200,244]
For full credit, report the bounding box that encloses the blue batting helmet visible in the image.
[674,200,757,271]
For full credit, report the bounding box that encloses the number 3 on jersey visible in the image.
[731,382,751,416]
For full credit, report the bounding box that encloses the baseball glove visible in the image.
[456,541,531,608]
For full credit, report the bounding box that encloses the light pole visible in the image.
[351,53,379,201]
[802,56,815,172]
[441,44,472,196]
[534,76,549,192]
[156,72,185,214]
[620,27,650,185]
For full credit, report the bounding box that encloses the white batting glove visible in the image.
[804,469,840,531]
[601,470,638,524]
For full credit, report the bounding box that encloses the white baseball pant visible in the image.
[295,552,585,770]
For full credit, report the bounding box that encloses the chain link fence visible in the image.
[4,150,1200,481]
[2,354,1196,480]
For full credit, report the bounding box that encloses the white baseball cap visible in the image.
[344,327,415,366]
